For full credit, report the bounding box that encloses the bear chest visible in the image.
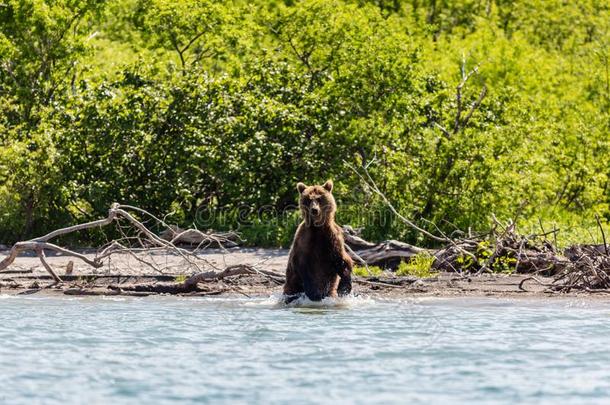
[297,229,339,269]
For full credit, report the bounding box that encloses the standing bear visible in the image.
[283,180,353,301]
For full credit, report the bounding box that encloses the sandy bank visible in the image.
[0,248,608,299]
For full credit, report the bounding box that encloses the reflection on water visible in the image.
[1,294,610,404]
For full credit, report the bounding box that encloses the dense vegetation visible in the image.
[0,0,609,247]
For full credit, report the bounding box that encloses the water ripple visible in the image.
[2,296,610,404]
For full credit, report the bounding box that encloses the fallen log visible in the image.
[346,239,429,268]
[97,265,286,295]
[342,225,431,268]
[183,264,285,287]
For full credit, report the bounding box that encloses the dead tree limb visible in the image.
[183,264,285,288]
[450,58,487,135]
[346,239,429,267]
[0,204,120,281]
[346,162,449,243]
[0,203,232,280]
[160,225,241,248]
[36,247,62,283]
[595,214,609,256]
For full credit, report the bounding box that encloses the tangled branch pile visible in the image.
[533,244,610,293]
[0,204,239,284]
[347,165,610,294]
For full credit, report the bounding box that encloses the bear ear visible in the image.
[323,179,333,192]
[296,182,307,194]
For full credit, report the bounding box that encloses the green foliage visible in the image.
[0,127,69,239]
[353,265,384,277]
[478,241,517,273]
[456,240,517,273]
[133,0,237,72]
[0,0,103,120]
[396,254,437,278]
[0,0,609,247]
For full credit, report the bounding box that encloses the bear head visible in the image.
[296,180,336,227]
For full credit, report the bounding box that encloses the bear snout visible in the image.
[309,200,322,217]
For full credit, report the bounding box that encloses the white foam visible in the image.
[247,293,376,309]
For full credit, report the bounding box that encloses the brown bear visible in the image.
[283,180,353,302]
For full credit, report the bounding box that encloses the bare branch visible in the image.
[461,84,487,129]
[596,214,609,256]
[453,60,484,134]
[35,247,62,283]
[0,203,234,279]
[346,162,449,243]
[434,122,451,138]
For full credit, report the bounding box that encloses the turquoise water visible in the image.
[2,295,610,404]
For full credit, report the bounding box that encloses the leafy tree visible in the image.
[0,0,103,122]
[0,0,609,245]
[133,0,241,74]
[0,0,103,241]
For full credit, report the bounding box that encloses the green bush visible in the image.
[396,254,437,278]
[0,0,608,247]
[353,265,384,277]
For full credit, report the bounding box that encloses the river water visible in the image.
[1,294,610,404]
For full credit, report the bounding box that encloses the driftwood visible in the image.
[183,264,285,287]
[342,206,606,287]
[0,206,119,282]
[541,244,610,293]
[0,203,231,282]
[346,159,610,295]
[345,216,610,294]
[352,240,428,266]
[343,230,429,268]
[342,225,428,267]
[1,194,607,295]
[160,225,241,248]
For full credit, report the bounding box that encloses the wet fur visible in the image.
[283,181,353,302]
